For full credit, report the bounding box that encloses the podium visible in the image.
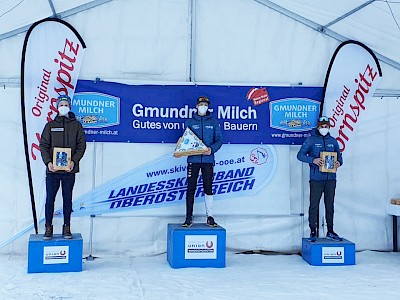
[302,238,355,266]
[167,223,226,268]
[28,234,83,273]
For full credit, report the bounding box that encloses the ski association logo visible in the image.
[246,87,270,106]
[250,147,269,165]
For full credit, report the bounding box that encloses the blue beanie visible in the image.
[56,95,71,108]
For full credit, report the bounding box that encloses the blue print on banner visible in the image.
[270,98,320,132]
[73,92,120,128]
[75,80,323,145]
[53,144,277,217]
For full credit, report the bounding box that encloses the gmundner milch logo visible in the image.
[73,92,120,128]
[246,87,270,106]
[270,98,320,132]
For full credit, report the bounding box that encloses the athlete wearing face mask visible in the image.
[318,127,329,136]
[297,116,343,243]
[40,94,86,241]
[197,104,208,116]
[174,96,223,228]
[58,104,70,116]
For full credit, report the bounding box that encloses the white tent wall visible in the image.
[0,0,399,256]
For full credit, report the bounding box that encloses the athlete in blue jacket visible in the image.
[180,96,223,227]
[297,116,343,242]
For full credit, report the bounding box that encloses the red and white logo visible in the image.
[246,87,270,106]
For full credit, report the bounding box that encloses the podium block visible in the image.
[302,238,355,266]
[28,233,83,273]
[167,223,226,268]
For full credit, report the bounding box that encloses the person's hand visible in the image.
[48,162,55,172]
[173,153,182,158]
[313,158,324,167]
[203,147,212,155]
[334,161,341,168]
[66,161,74,172]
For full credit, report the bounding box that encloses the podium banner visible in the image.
[74,80,322,145]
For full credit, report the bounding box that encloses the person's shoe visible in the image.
[206,216,218,227]
[62,224,73,239]
[309,227,317,242]
[182,217,193,227]
[326,230,343,241]
[43,225,53,240]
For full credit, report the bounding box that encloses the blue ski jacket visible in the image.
[185,112,223,164]
[297,128,343,180]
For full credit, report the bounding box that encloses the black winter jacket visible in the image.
[40,112,86,173]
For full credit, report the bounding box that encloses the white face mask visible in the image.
[58,106,70,116]
[197,105,208,116]
[318,128,329,136]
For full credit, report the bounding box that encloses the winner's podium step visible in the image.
[28,233,83,273]
[302,237,355,266]
[167,223,226,268]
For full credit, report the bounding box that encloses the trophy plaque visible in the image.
[319,151,337,173]
[53,147,72,171]
[174,127,208,157]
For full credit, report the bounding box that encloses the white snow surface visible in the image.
[1,250,399,300]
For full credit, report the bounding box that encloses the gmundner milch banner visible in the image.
[74,80,323,145]
[321,40,382,152]
[21,18,86,232]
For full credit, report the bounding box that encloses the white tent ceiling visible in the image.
[0,0,399,93]
[1,0,398,66]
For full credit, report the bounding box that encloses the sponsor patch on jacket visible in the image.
[205,125,214,129]
[51,128,64,132]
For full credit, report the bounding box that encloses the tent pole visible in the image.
[189,0,197,82]
[86,142,97,261]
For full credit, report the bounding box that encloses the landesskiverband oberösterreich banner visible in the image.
[54,144,283,217]
[21,18,86,232]
[74,80,323,145]
[321,40,382,153]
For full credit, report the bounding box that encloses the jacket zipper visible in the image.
[62,118,66,147]
[322,135,329,180]
[200,116,204,164]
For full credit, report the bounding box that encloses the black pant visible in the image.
[309,180,336,231]
[45,173,76,226]
[186,163,213,218]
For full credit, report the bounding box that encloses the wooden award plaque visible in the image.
[173,128,208,157]
[391,198,400,205]
[319,151,337,173]
[53,147,72,171]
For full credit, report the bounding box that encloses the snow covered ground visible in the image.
[1,250,399,300]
